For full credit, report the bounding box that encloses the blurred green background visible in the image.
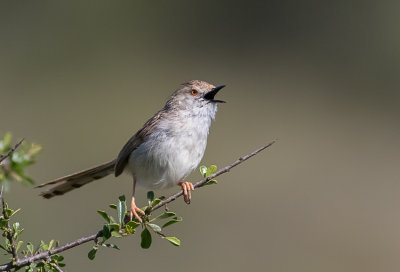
[1,0,400,271]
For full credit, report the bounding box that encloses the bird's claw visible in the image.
[130,202,145,223]
[179,181,195,204]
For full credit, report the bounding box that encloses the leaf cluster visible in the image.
[90,193,184,259]
[0,133,41,186]
[0,203,65,271]
[199,164,218,185]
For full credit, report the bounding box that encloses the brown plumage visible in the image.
[36,160,116,198]
[36,80,225,222]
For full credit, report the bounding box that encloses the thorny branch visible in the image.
[0,140,276,271]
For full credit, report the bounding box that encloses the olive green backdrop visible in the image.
[1,1,400,271]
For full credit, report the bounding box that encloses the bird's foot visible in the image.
[178,181,195,204]
[130,198,145,223]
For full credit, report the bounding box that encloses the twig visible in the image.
[51,263,64,272]
[0,139,24,164]
[151,140,276,211]
[0,232,102,271]
[0,141,276,271]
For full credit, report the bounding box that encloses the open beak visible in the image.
[204,85,226,103]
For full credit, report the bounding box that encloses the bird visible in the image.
[36,80,225,222]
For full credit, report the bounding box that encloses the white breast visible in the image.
[127,108,214,189]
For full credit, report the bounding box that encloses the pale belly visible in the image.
[126,125,209,189]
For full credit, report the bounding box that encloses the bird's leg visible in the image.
[178,182,195,204]
[130,177,145,222]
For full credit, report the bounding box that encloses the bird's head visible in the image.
[167,80,225,118]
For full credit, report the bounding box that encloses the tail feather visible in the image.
[36,160,116,199]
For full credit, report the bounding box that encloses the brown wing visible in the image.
[114,109,165,176]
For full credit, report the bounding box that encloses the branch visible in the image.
[0,140,276,271]
[151,140,276,211]
[0,139,24,164]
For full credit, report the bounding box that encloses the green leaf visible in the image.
[102,243,120,250]
[206,165,218,176]
[205,179,218,186]
[117,196,127,226]
[16,241,23,252]
[199,165,207,177]
[97,210,111,223]
[147,191,155,204]
[1,133,12,150]
[111,231,122,238]
[40,240,48,251]
[0,218,9,228]
[27,242,34,254]
[164,237,181,246]
[148,223,162,232]
[151,198,163,207]
[5,208,14,217]
[88,246,98,260]
[109,216,117,224]
[5,209,21,218]
[108,223,120,232]
[102,225,111,240]
[140,228,152,249]
[162,216,183,228]
[151,211,176,222]
[126,221,140,235]
[48,240,54,250]
[109,204,117,210]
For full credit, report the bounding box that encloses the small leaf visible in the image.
[102,243,120,250]
[0,218,9,228]
[97,210,111,223]
[206,165,218,176]
[48,240,54,250]
[199,165,207,177]
[151,212,176,222]
[27,242,34,254]
[151,198,162,207]
[126,221,140,235]
[148,223,162,232]
[205,179,218,186]
[147,191,154,205]
[88,246,98,260]
[109,204,117,210]
[117,196,127,226]
[108,223,120,232]
[102,225,111,240]
[54,255,64,262]
[3,133,12,148]
[40,240,48,251]
[164,237,181,246]
[16,241,23,252]
[5,208,14,218]
[140,228,152,249]
[111,231,122,238]
[162,216,183,228]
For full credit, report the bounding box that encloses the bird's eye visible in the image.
[191,89,199,96]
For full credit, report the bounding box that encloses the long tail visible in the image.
[36,160,116,199]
